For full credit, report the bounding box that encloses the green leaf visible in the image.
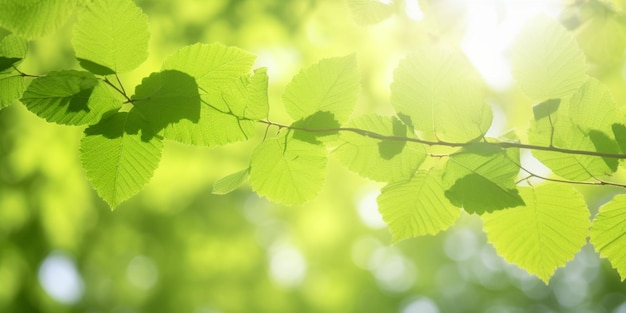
[249,134,328,205]
[591,194,626,280]
[347,0,395,25]
[80,111,163,208]
[391,45,492,142]
[482,184,590,283]
[0,34,28,72]
[73,0,149,74]
[283,54,359,126]
[377,169,460,242]
[131,70,201,142]
[576,1,626,65]
[212,168,249,195]
[161,42,256,90]
[0,0,78,39]
[21,70,123,125]
[218,67,269,120]
[511,15,588,101]
[442,143,524,214]
[160,43,261,146]
[333,114,427,182]
[0,72,25,109]
[529,78,620,180]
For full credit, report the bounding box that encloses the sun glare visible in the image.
[460,0,563,91]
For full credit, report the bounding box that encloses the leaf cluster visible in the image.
[2,0,626,284]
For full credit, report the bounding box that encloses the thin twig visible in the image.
[101,77,133,103]
[258,120,626,160]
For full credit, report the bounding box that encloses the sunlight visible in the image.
[461,0,563,91]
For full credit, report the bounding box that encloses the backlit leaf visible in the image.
[21,70,123,125]
[0,34,28,72]
[591,194,626,280]
[482,184,590,283]
[529,78,620,180]
[576,1,626,65]
[0,0,78,39]
[80,111,163,208]
[442,143,524,214]
[131,70,201,142]
[283,55,359,126]
[212,168,249,195]
[249,134,328,205]
[377,169,460,242]
[0,73,25,109]
[73,0,149,74]
[391,45,492,142]
[511,15,588,101]
[333,114,427,182]
[162,42,256,91]
[160,43,260,146]
[347,0,395,25]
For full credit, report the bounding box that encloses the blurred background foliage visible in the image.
[2,0,626,312]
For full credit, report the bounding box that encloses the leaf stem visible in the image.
[11,66,40,78]
[101,77,133,103]
[518,165,626,189]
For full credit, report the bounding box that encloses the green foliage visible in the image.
[347,0,395,25]
[333,114,427,182]
[511,15,588,101]
[482,184,590,283]
[211,168,249,195]
[377,169,460,242]
[0,0,78,39]
[21,70,122,125]
[0,34,27,109]
[528,78,620,180]
[283,54,359,127]
[442,143,524,214]
[80,111,163,208]
[591,194,626,280]
[390,45,492,142]
[72,0,149,74]
[249,134,328,205]
[4,0,626,286]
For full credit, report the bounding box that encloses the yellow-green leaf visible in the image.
[511,15,588,101]
[377,169,460,242]
[482,184,590,283]
[591,194,626,280]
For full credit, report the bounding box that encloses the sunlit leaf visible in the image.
[482,184,590,283]
[511,15,588,101]
[219,67,269,120]
[591,194,626,280]
[529,78,620,180]
[249,134,328,205]
[377,169,460,242]
[80,111,163,208]
[73,0,149,74]
[21,70,123,125]
[391,45,491,142]
[333,114,427,182]
[442,143,524,214]
[131,70,201,142]
[0,0,78,39]
[347,0,395,25]
[283,54,359,126]
[161,42,256,91]
[0,73,25,109]
[212,168,249,195]
[0,34,28,72]
[576,1,626,65]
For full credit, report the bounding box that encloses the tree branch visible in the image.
[258,120,626,160]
